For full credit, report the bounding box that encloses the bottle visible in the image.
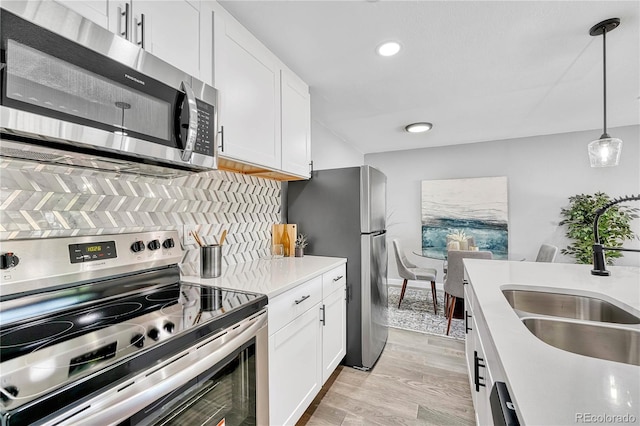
[282,226,290,257]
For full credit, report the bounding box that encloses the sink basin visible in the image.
[522,318,640,366]
[503,289,640,324]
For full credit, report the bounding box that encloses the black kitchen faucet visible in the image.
[591,194,640,276]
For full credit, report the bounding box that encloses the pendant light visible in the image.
[587,18,622,167]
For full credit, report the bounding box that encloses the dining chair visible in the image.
[392,239,438,313]
[535,244,558,262]
[444,250,492,335]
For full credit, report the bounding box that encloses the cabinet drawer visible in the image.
[269,276,322,334]
[322,264,346,297]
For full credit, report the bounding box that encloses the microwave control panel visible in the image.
[194,99,215,157]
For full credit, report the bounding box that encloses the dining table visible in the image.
[412,249,526,261]
[412,248,526,319]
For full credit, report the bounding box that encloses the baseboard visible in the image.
[387,278,444,291]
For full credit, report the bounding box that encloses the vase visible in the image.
[447,241,460,251]
[459,239,469,251]
[295,247,304,257]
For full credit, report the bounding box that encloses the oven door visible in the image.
[39,311,269,426]
[0,2,217,170]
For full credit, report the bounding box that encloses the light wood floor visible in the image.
[297,328,475,426]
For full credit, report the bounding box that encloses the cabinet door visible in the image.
[214,11,281,169]
[130,0,200,78]
[58,0,109,29]
[322,285,347,383]
[470,316,489,425]
[269,304,322,426]
[281,69,311,178]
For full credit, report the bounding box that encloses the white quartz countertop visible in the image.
[181,255,346,299]
[464,259,640,425]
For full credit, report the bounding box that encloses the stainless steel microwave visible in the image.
[0,1,218,176]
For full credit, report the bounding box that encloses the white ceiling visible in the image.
[218,1,640,155]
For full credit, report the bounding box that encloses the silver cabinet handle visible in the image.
[294,295,310,305]
[218,125,224,152]
[120,3,130,40]
[137,13,145,49]
[320,304,326,326]
[333,275,344,282]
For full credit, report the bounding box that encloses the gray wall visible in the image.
[365,125,640,282]
[311,119,364,170]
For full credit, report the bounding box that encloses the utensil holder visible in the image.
[201,245,222,278]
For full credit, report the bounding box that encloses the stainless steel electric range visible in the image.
[0,231,268,425]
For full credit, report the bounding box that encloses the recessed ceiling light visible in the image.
[404,122,433,133]
[377,41,401,57]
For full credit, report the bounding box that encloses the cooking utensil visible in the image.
[192,230,204,247]
[219,229,227,245]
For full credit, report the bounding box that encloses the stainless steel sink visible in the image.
[503,289,640,324]
[522,318,640,366]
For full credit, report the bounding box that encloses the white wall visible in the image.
[311,119,364,170]
[366,125,640,282]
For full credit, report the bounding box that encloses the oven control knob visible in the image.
[131,333,145,348]
[0,386,19,402]
[147,239,161,251]
[164,322,175,333]
[0,252,20,270]
[162,238,175,249]
[147,328,160,341]
[131,241,145,253]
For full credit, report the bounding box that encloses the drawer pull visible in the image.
[294,295,311,305]
[333,275,344,282]
[474,350,486,392]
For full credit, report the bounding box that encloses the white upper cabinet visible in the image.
[58,0,201,78]
[56,0,109,29]
[281,69,312,178]
[202,1,312,180]
[109,1,201,78]
[213,10,281,170]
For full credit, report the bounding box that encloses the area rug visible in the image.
[387,286,465,340]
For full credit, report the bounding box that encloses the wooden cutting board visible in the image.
[272,223,297,257]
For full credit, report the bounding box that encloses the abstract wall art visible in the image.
[421,176,509,259]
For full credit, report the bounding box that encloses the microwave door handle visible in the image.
[180,81,198,162]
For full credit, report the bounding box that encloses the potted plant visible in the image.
[559,192,638,264]
[295,234,308,257]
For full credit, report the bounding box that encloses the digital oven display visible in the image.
[68,241,117,263]
[69,342,117,377]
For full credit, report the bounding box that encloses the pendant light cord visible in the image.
[602,26,607,136]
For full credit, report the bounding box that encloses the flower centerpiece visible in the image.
[446,229,469,250]
[295,234,308,257]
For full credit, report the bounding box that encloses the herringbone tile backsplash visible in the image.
[0,159,281,275]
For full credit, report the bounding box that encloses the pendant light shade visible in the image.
[588,18,622,167]
[588,136,622,167]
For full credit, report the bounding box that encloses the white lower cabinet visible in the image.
[465,279,506,425]
[321,267,347,383]
[268,264,347,425]
[269,302,322,426]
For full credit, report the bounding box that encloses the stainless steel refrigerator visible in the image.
[287,165,388,370]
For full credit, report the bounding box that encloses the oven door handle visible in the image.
[42,311,267,426]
